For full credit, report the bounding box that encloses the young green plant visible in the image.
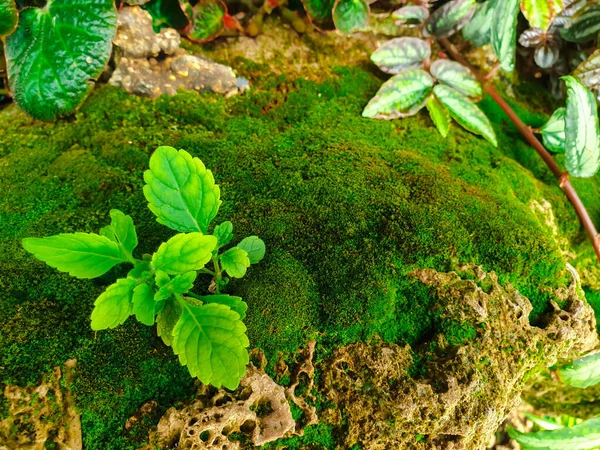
[22,146,266,390]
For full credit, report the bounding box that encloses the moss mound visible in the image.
[0,64,597,448]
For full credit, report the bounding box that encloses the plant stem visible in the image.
[198,267,217,276]
[439,38,600,263]
[212,255,222,294]
[185,291,204,301]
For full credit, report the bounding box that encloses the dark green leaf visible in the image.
[236,236,266,264]
[143,0,188,31]
[430,59,482,98]
[91,278,137,330]
[558,350,600,389]
[301,0,335,27]
[370,37,431,74]
[186,0,227,43]
[426,95,451,138]
[4,0,117,121]
[0,0,18,37]
[508,418,600,449]
[462,0,495,46]
[425,0,477,39]
[491,0,520,72]
[540,107,566,153]
[562,2,600,43]
[332,0,369,34]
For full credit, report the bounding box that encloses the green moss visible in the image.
[0,64,587,448]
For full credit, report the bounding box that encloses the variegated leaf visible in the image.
[462,0,495,46]
[562,75,600,178]
[519,27,546,47]
[574,49,600,98]
[426,95,450,137]
[521,0,563,30]
[491,0,520,72]
[509,418,600,449]
[430,59,482,98]
[370,37,431,74]
[362,69,434,120]
[562,2,600,43]
[333,0,369,34]
[392,5,430,23]
[540,107,566,153]
[534,42,560,68]
[433,84,497,146]
[425,0,477,39]
[558,350,600,389]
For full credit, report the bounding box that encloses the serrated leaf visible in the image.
[370,37,431,75]
[128,260,152,280]
[430,59,482,98]
[152,233,217,275]
[91,278,137,330]
[392,5,430,24]
[541,107,566,153]
[0,0,18,37]
[521,0,562,30]
[214,221,233,248]
[434,84,497,146]
[220,247,251,278]
[562,2,600,43]
[558,350,600,389]
[143,146,221,233]
[186,0,226,43]
[332,0,369,33]
[425,0,477,39]
[302,0,335,27]
[155,269,171,288]
[132,283,157,326]
[22,233,129,279]
[236,236,266,264]
[426,95,451,138]
[534,42,560,68]
[462,0,495,46]
[156,298,182,346]
[363,69,434,120]
[491,0,520,72]
[100,209,138,255]
[562,75,600,178]
[172,302,249,389]
[197,294,248,320]
[574,49,600,95]
[508,418,600,449]
[4,0,117,121]
[155,271,197,301]
[143,0,189,32]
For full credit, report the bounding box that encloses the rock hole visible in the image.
[200,430,210,442]
[240,419,256,434]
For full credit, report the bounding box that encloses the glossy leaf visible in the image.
[508,418,600,449]
[491,0,520,72]
[519,28,546,47]
[156,298,181,346]
[143,0,189,32]
[236,236,266,264]
[362,69,434,120]
[540,107,566,153]
[155,271,197,301]
[332,0,369,33]
[558,350,600,389]
[425,0,477,39]
[220,247,251,278]
[91,278,137,330]
[562,2,600,43]
[186,0,227,43]
[392,5,429,23]
[534,42,560,68]
[562,75,600,178]
[196,294,248,320]
[370,37,431,75]
[143,146,221,233]
[574,48,600,96]
[214,221,233,248]
[302,0,335,26]
[426,95,451,138]
[462,0,495,46]
[430,59,482,98]
[0,0,18,37]
[132,283,157,326]
[22,233,129,279]
[521,0,563,30]
[152,233,218,275]
[172,302,249,389]
[434,84,497,146]
[99,209,138,256]
[4,0,117,121]
[525,413,565,431]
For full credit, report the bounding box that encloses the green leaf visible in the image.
[143,0,189,32]
[155,271,197,301]
[558,350,600,389]
[491,0,520,72]
[433,84,497,146]
[91,278,137,330]
[574,49,600,97]
[152,232,218,275]
[100,209,138,255]
[562,75,600,178]
[301,0,335,26]
[562,2,600,43]
[186,0,226,43]
[524,413,565,431]
[236,236,266,264]
[196,294,248,320]
[534,43,560,69]
[214,221,233,248]
[392,5,429,24]
[4,0,117,121]
[155,269,171,287]
[332,0,369,34]
[22,233,129,279]
[220,247,251,278]
[157,298,182,346]
[425,0,477,39]
[430,59,482,98]
[426,95,451,138]
[540,107,566,153]
[128,260,152,280]
[362,69,434,120]
[143,146,221,234]
[508,418,600,449]
[370,37,431,75]
[0,0,18,37]
[132,283,157,326]
[172,301,249,389]
[521,0,562,30]
[462,0,495,46]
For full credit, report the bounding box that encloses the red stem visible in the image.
[439,39,600,263]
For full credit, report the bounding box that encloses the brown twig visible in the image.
[439,38,600,263]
